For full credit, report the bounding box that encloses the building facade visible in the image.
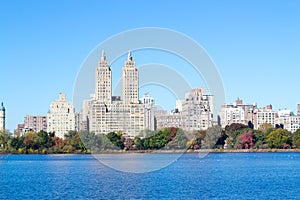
[87,51,144,137]
[140,93,155,131]
[275,115,300,133]
[156,88,214,132]
[0,102,5,131]
[218,98,256,128]
[253,105,277,129]
[47,93,75,138]
[24,115,47,133]
[122,51,139,104]
[95,50,112,104]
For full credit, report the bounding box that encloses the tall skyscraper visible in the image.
[0,102,5,131]
[95,50,112,104]
[47,93,75,138]
[297,104,300,116]
[87,51,144,137]
[122,51,139,104]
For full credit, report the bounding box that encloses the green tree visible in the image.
[174,129,187,149]
[0,130,10,152]
[79,130,96,150]
[10,137,25,151]
[259,123,274,132]
[292,128,300,148]
[134,136,144,150]
[253,130,268,149]
[202,126,223,149]
[192,130,206,149]
[37,130,54,149]
[106,132,124,150]
[64,131,86,152]
[23,131,40,151]
[266,128,291,149]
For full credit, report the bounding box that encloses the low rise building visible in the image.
[275,115,300,133]
[24,115,47,133]
[218,98,256,128]
[156,88,214,132]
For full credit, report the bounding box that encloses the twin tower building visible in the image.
[86,51,145,137]
[47,51,145,138]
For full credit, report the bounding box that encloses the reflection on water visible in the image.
[93,153,182,173]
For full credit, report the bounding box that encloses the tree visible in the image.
[236,129,254,149]
[248,121,254,129]
[10,137,25,151]
[64,131,86,152]
[23,131,40,151]
[292,128,300,148]
[0,130,10,151]
[37,130,54,149]
[266,129,291,149]
[253,130,267,149]
[174,129,187,149]
[106,132,124,150]
[225,123,249,149]
[259,123,274,132]
[134,136,144,150]
[202,126,222,149]
[225,123,249,137]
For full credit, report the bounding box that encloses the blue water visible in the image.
[1,153,300,199]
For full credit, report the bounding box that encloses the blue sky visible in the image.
[1,0,300,131]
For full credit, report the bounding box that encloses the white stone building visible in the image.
[87,51,144,137]
[219,98,257,128]
[122,51,139,104]
[156,88,214,131]
[253,105,277,129]
[0,102,5,131]
[47,93,75,138]
[140,93,155,131]
[275,115,300,133]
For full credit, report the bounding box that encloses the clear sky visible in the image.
[1,0,300,132]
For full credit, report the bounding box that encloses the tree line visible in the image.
[1,122,300,154]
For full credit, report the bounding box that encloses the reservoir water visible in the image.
[1,153,300,199]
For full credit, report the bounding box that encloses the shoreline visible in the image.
[2,149,300,155]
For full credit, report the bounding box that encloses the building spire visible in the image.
[127,51,132,61]
[101,50,106,61]
[0,102,5,112]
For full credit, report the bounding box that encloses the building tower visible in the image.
[47,93,75,138]
[95,50,112,104]
[140,94,155,131]
[298,104,300,116]
[0,102,5,131]
[122,51,139,104]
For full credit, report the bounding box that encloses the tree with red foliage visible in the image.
[236,130,254,149]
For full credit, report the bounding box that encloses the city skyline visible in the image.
[1,1,300,131]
